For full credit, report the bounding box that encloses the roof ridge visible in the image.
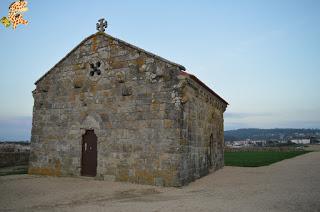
[180,71,229,105]
[103,33,186,71]
[35,32,185,85]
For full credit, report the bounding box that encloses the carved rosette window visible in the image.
[87,59,105,81]
[90,61,102,76]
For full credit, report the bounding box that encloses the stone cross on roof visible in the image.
[96,18,107,32]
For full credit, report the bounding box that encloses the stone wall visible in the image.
[0,152,30,168]
[30,33,185,186]
[177,76,226,185]
[0,142,30,153]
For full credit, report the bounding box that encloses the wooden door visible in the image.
[81,130,97,177]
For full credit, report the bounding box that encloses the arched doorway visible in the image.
[208,134,214,168]
[81,130,97,177]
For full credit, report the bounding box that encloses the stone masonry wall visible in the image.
[29,33,185,186]
[0,152,29,168]
[177,76,227,185]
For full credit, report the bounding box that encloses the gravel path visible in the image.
[1,151,319,212]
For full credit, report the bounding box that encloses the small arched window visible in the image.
[208,134,214,168]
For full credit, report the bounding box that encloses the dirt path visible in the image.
[1,151,319,212]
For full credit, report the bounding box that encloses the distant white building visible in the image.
[290,139,310,144]
[225,140,267,148]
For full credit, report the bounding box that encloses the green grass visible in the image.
[0,165,28,176]
[224,151,310,167]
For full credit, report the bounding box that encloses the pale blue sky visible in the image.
[0,0,319,140]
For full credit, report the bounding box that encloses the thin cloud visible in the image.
[0,116,32,141]
[225,112,272,119]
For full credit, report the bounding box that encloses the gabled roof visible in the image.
[34,32,228,106]
[35,32,186,85]
[179,71,229,105]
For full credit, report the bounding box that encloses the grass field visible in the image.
[0,151,311,176]
[0,165,28,176]
[224,151,310,167]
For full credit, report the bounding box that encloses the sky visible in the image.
[0,0,319,140]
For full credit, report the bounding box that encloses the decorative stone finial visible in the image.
[96,18,107,32]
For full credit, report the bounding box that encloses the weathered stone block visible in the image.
[103,174,116,181]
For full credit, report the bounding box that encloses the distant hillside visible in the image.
[224,128,320,142]
[0,141,29,145]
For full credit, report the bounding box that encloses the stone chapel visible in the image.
[29,19,228,187]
